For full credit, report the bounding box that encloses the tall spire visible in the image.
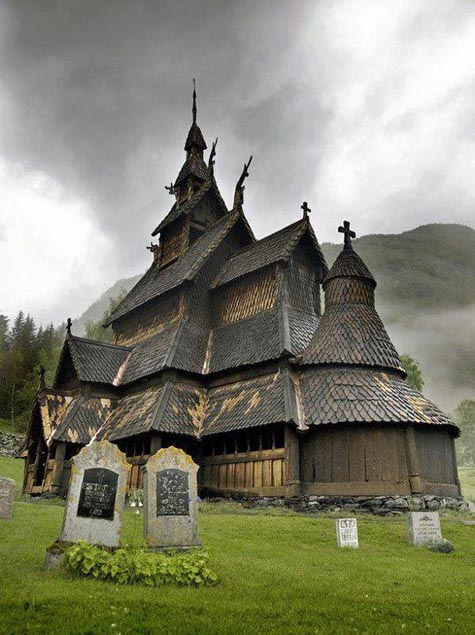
[184,79,207,154]
[192,78,197,124]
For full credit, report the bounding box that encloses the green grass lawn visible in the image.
[0,456,24,498]
[1,457,475,635]
[459,467,475,501]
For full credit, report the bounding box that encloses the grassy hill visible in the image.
[74,223,475,412]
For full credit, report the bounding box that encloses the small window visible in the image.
[237,433,248,453]
[261,429,273,450]
[249,430,260,452]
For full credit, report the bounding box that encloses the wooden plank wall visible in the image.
[214,268,277,326]
[301,426,411,495]
[414,428,457,485]
[114,291,183,346]
[201,448,286,495]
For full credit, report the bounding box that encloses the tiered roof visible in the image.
[36,92,456,453]
[106,210,244,325]
[297,222,455,431]
[299,233,404,374]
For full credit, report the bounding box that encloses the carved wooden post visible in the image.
[285,426,301,497]
[51,442,66,493]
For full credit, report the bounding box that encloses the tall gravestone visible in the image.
[59,440,130,547]
[0,477,15,520]
[144,446,201,549]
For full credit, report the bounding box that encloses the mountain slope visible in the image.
[74,223,475,411]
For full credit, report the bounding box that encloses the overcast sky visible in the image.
[0,0,473,326]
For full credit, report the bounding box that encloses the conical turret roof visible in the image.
[324,244,376,287]
[299,223,404,374]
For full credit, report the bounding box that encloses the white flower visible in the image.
[130,501,137,508]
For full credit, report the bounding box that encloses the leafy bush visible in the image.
[427,539,454,553]
[65,540,218,587]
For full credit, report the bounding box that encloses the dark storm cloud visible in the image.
[0,0,473,304]
[0,0,318,270]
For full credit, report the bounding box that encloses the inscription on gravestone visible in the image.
[336,518,359,548]
[144,446,200,549]
[59,441,130,548]
[407,511,442,545]
[156,469,189,517]
[77,468,118,520]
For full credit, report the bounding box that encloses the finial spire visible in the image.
[301,202,311,219]
[66,317,72,335]
[192,78,197,124]
[233,156,253,208]
[338,220,356,249]
[208,138,218,174]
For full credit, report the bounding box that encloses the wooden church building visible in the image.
[21,86,460,500]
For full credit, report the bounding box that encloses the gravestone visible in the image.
[0,477,15,520]
[407,511,442,545]
[59,440,130,547]
[336,518,359,548]
[144,446,201,549]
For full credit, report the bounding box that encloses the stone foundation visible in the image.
[205,494,472,515]
[0,431,23,457]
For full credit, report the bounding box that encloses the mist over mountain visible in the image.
[74,223,475,412]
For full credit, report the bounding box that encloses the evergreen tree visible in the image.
[454,400,475,466]
[400,353,424,392]
[85,289,128,343]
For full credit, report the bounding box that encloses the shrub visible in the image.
[427,539,454,553]
[65,540,218,587]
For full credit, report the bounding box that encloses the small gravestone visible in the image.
[0,477,15,520]
[144,446,200,549]
[59,440,130,547]
[407,511,442,546]
[336,518,359,548]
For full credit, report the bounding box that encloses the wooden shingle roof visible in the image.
[207,308,283,374]
[152,178,227,236]
[299,367,455,428]
[212,219,321,288]
[55,336,131,386]
[106,211,242,325]
[53,396,112,444]
[299,304,404,371]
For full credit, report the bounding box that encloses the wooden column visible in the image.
[150,433,161,455]
[404,426,422,494]
[285,426,301,497]
[50,442,66,493]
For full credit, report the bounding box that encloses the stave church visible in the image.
[21,85,460,501]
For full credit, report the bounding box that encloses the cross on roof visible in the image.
[66,317,72,335]
[301,202,311,219]
[338,220,356,249]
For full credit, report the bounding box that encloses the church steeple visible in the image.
[175,80,208,192]
[183,80,207,156]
